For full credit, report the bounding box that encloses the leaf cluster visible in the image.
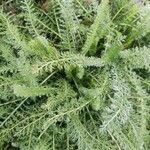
[0,0,150,149]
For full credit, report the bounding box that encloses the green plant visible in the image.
[0,0,149,149]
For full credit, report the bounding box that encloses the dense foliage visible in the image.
[0,0,150,149]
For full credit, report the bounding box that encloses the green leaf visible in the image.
[13,84,53,97]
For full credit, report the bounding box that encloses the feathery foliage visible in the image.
[0,0,150,149]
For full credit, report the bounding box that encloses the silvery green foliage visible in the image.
[100,68,133,132]
[0,0,149,149]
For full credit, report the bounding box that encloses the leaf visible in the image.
[13,84,53,97]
